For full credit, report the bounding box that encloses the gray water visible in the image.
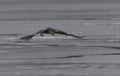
[1,1,120,76]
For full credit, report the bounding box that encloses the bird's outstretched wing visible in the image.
[19,34,35,41]
[68,34,85,39]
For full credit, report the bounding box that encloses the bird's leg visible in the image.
[40,33,45,37]
[51,32,55,36]
[50,30,55,36]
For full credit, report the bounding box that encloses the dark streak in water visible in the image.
[0,53,119,61]
[55,53,120,59]
[0,62,117,66]
[0,43,33,47]
[75,46,120,50]
[83,46,120,50]
[0,18,114,21]
[98,46,120,49]
[0,34,21,36]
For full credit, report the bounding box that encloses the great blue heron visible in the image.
[19,27,85,40]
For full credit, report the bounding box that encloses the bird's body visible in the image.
[36,27,85,38]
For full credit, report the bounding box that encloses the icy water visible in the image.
[1,1,120,76]
[0,20,120,76]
